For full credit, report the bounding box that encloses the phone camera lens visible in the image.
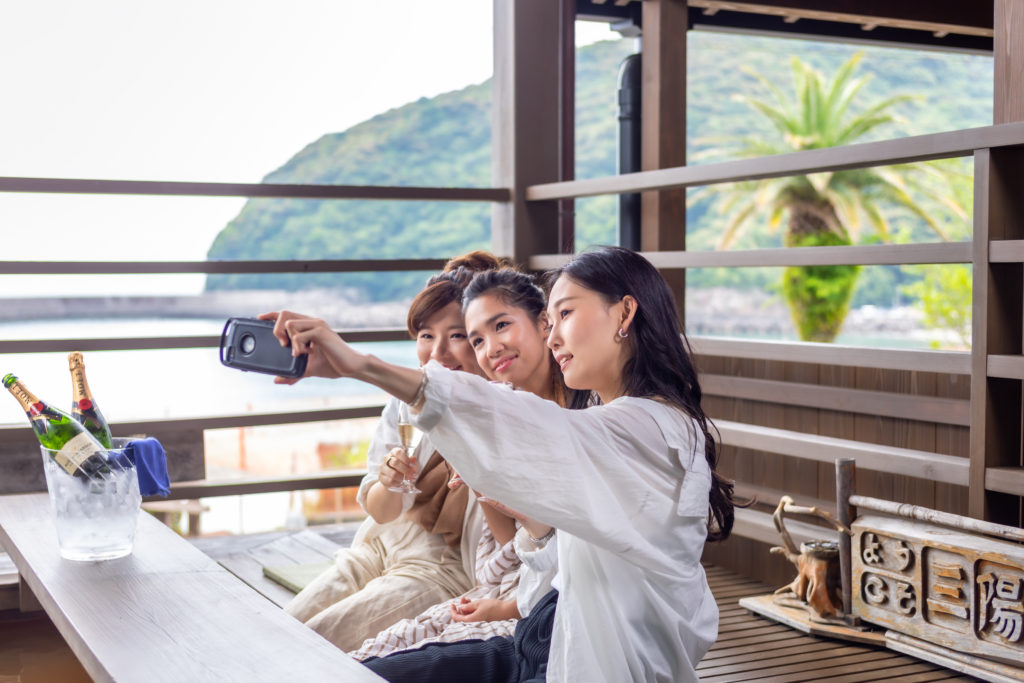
[239,333,256,355]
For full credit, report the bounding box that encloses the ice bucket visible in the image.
[40,437,142,561]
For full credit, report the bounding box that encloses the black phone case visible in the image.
[219,317,308,378]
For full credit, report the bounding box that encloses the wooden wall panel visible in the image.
[696,350,974,584]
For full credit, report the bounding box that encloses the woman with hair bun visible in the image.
[282,251,506,651]
[350,267,568,661]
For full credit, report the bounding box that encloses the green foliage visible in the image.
[691,53,970,341]
[902,264,973,348]
[783,230,860,343]
[204,33,992,304]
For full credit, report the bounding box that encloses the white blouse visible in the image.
[414,362,719,682]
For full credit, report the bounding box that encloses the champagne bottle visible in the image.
[3,373,110,480]
[68,352,113,448]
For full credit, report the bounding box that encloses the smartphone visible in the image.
[219,317,308,378]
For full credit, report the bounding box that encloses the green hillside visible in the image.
[206,31,992,303]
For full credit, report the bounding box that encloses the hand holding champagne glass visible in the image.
[387,402,420,494]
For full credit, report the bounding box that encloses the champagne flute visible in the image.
[387,402,421,494]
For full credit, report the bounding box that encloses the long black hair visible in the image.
[463,269,573,409]
[547,246,735,541]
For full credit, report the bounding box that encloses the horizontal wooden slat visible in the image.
[0,176,510,202]
[985,467,1024,496]
[987,354,1024,379]
[0,330,408,353]
[530,242,971,270]
[0,258,448,275]
[691,337,971,374]
[717,419,970,485]
[525,120,1024,200]
[702,374,970,426]
[731,507,837,546]
[0,405,386,440]
[732,483,834,513]
[157,470,366,501]
[989,239,1024,263]
[116,404,387,433]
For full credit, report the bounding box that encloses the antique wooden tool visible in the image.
[770,495,852,619]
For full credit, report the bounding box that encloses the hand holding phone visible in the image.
[219,317,308,378]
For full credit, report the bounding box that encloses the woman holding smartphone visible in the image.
[267,247,736,682]
[281,252,504,651]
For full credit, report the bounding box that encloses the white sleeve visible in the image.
[356,397,417,513]
[413,362,705,570]
[513,527,559,618]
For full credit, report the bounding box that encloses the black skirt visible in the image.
[363,588,559,683]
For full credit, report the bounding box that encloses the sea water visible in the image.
[41,446,142,561]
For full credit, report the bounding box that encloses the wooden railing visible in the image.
[4,121,1024,546]
[524,120,1024,560]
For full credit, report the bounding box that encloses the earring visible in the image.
[617,328,629,339]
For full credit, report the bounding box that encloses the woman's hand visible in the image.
[258,311,365,384]
[378,447,418,489]
[449,597,519,623]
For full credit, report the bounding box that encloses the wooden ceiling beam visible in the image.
[687,0,993,38]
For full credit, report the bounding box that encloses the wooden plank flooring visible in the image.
[700,565,979,682]
[190,522,360,607]
[1,524,980,681]
[191,526,980,681]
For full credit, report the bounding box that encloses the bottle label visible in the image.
[7,382,38,411]
[54,431,99,475]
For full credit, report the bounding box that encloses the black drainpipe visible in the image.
[617,52,642,251]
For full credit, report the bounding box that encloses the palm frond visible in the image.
[718,202,761,249]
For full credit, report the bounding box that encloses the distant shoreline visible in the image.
[0,286,950,342]
[0,289,411,330]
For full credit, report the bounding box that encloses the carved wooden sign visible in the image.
[852,515,1024,666]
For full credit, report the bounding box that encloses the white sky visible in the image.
[0,1,616,297]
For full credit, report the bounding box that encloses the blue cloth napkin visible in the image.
[125,437,171,497]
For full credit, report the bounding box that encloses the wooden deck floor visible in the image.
[0,527,980,681]
[191,525,980,681]
[700,565,979,683]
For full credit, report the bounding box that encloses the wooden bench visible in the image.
[0,492,381,682]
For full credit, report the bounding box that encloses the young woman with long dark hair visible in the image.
[265,246,735,682]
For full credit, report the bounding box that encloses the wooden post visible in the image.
[492,0,561,266]
[835,458,855,620]
[558,0,575,254]
[969,147,1024,527]
[994,0,1024,125]
[641,0,687,321]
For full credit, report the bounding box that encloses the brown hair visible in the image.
[406,251,513,337]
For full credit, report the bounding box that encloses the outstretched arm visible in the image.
[259,311,423,402]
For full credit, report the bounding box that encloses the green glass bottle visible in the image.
[68,352,113,449]
[3,373,110,480]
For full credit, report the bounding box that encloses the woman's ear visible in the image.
[538,310,552,334]
[619,295,639,336]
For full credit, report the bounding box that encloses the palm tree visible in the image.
[692,53,966,342]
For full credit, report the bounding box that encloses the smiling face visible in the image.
[414,301,483,375]
[546,275,635,404]
[464,292,553,399]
